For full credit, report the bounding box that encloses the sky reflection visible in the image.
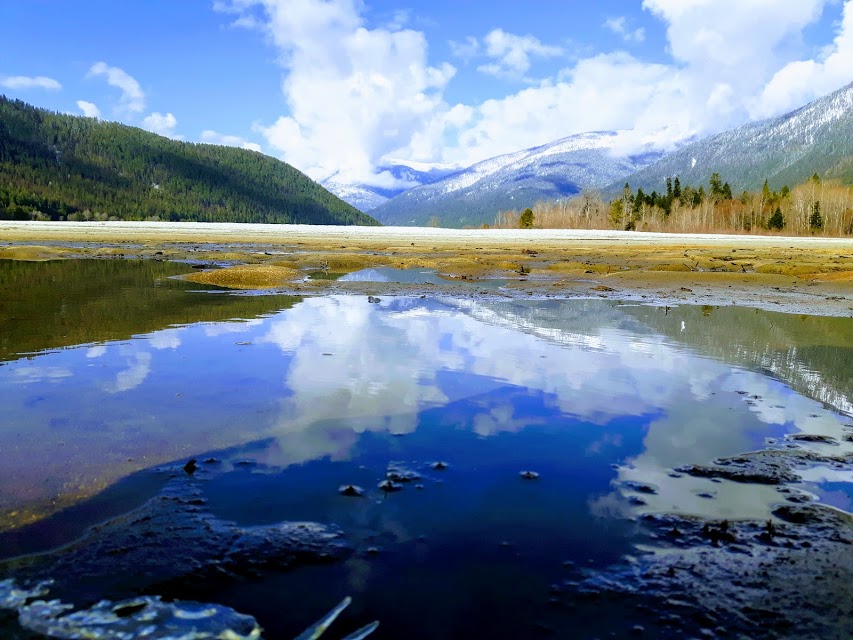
[0,296,850,531]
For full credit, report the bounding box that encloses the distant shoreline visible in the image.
[1,220,851,247]
[2,220,852,317]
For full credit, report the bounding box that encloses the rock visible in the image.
[520,470,540,480]
[431,461,449,470]
[367,296,381,303]
[182,459,198,475]
[338,485,365,498]
[378,480,403,493]
[786,434,838,445]
[386,465,420,483]
[625,482,658,495]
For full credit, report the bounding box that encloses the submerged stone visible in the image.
[386,465,420,483]
[520,470,540,480]
[339,484,365,497]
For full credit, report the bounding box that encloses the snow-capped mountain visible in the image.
[321,161,461,211]
[370,131,665,228]
[619,81,853,194]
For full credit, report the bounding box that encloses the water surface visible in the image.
[0,259,851,638]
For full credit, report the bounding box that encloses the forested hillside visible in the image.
[0,96,378,225]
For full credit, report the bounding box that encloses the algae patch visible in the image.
[184,264,301,289]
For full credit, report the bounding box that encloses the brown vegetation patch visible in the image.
[0,245,68,261]
[184,264,301,289]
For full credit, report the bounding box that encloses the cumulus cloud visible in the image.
[142,112,181,139]
[0,75,62,91]
[750,0,853,118]
[201,129,263,153]
[475,29,564,79]
[88,61,146,114]
[76,100,101,118]
[217,0,455,186]
[603,16,646,43]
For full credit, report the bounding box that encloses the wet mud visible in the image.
[0,461,351,638]
[680,448,853,485]
[558,503,853,639]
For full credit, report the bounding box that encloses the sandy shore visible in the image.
[2,221,852,316]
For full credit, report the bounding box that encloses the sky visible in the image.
[1,0,852,189]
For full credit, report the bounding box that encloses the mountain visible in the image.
[0,96,378,225]
[619,81,853,194]
[369,131,665,228]
[322,160,461,211]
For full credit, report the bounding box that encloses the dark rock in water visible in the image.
[338,484,365,497]
[678,449,852,485]
[367,296,381,303]
[7,466,351,603]
[182,459,198,475]
[386,465,420,483]
[431,461,448,470]
[786,433,838,445]
[628,496,647,506]
[520,470,540,480]
[772,504,853,528]
[378,480,403,493]
[625,482,658,495]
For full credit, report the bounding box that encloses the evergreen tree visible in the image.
[709,172,724,199]
[673,176,682,200]
[810,201,823,230]
[722,182,732,200]
[519,208,534,229]
[768,207,784,230]
[666,177,673,201]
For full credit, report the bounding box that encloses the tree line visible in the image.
[497,172,852,236]
[0,96,379,226]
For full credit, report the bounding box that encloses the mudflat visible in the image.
[2,221,852,315]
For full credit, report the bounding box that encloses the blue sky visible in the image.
[2,1,852,187]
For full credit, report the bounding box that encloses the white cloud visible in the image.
[750,0,853,118]
[76,100,101,118]
[142,112,182,139]
[87,61,146,114]
[0,75,62,91]
[475,29,564,79]
[217,0,455,186]
[603,16,646,43]
[201,129,263,153]
[448,36,481,61]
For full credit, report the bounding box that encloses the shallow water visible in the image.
[0,259,851,638]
